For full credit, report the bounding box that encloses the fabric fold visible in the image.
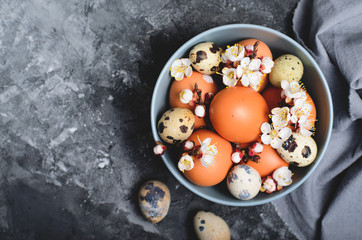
[272,0,362,239]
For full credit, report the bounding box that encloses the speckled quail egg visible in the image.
[277,132,318,167]
[194,211,230,240]
[157,108,195,144]
[189,42,222,75]
[226,164,261,200]
[270,54,304,87]
[138,180,171,223]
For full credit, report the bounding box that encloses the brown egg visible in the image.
[209,86,269,144]
[247,143,289,177]
[237,39,273,92]
[169,71,218,129]
[262,87,283,111]
[183,129,233,187]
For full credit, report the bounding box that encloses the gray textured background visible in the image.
[0,0,300,239]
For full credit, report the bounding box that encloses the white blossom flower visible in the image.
[245,45,254,56]
[251,142,263,154]
[198,137,218,168]
[179,89,193,104]
[236,57,263,89]
[290,98,313,125]
[261,122,292,149]
[170,58,193,81]
[272,166,292,186]
[281,80,306,103]
[221,44,245,63]
[178,154,194,172]
[183,140,195,151]
[231,150,244,164]
[194,105,206,118]
[260,57,274,74]
[221,44,273,90]
[222,67,238,87]
[271,107,291,129]
[261,177,277,193]
[153,143,166,155]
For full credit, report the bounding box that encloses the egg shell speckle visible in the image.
[194,211,230,240]
[138,180,171,223]
[189,42,222,75]
[277,132,318,167]
[269,54,304,87]
[157,108,195,144]
[226,164,261,200]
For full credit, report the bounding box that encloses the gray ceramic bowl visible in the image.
[150,24,333,206]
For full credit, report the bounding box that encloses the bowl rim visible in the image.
[150,23,333,206]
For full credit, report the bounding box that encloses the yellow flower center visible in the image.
[270,129,278,139]
[181,159,191,169]
[227,71,235,79]
[176,66,184,73]
[278,109,288,120]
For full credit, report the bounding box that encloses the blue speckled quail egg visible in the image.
[157,108,195,144]
[226,164,261,200]
[277,132,318,167]
[269,54,304,87]
[189,42,222,75]
[194,211,230,240]
[138,180,171,223]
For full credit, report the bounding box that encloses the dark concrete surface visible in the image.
[0,0,300,239]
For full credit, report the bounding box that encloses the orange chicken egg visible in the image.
[262,87,283,111]
[209,86,269,144]
[246,143,289,177]
[183,129,233,187]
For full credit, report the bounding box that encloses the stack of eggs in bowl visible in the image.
[151,24,333,206]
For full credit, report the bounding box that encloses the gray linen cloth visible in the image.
[272,0,362,239]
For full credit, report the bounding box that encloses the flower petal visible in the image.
[261,133,271,145]
[300,127,313,137]
[185,67,193,78]
[249,71,262,85]
[201,154,215,167]
[181,58,191,66]
[236,65,243,78]
[238,46,245,59]
[240,75,249,87]
[175,72,184,81]
[249,59,261,70]
[271,138,282,149]
[261,122,272,133]
[299,115,308,124]
[240,57,250,67]
[171,59,182,69]
[271,107,281,115]
[221,54,228,63]
[281,80,289,90]
[200,138,211,153]
[279,127,292,141]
